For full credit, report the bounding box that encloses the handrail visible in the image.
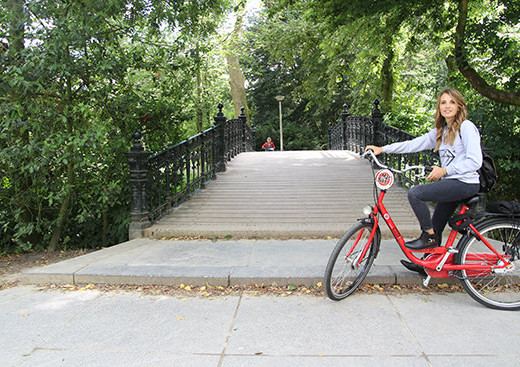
[329,100,439,188]
[126,104,254,239]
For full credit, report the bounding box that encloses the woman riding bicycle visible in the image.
[365,88,482,257]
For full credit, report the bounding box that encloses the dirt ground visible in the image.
[0,249,95,290]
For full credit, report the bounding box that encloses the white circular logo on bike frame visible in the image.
[375,169,394,190]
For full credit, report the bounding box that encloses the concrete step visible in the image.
[144,151,420,239]
[22,238,441,287]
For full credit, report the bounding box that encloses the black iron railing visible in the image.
[329,100,439,188]
[126,104,254,239]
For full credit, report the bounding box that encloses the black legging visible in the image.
[407,179,480,235]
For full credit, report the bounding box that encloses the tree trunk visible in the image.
[225,3,250,121]
[195,46,203,132]
[102,211,108,246]
[49,74,75,252]
[226,53,249,119]
[454,0,520,105]
[380,47,394,113]
[48,159,74,252]
[8,0,40,246]
[7,0,25,60]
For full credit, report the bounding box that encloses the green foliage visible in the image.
[243,0,519,200]
[0,0,233,253]
[242,8,346,150]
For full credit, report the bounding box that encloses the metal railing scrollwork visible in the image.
[329,100,439,189]
[126,104,254,239]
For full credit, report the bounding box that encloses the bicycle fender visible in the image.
[372,226,381,259]
[360,218,381,260]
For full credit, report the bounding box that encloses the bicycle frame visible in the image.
[325,151,520,309]
[363,189,513,277]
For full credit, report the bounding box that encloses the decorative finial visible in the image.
[342,103,350,120]
[131,130,144,151]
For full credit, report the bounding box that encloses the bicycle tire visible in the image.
[455,217,520,310]
[324,221,380,301]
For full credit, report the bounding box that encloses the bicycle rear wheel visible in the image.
[456,218,520,310]
[324,221,380,301]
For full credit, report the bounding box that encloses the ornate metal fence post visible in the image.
[371,99,384,147]
[214,103,227,172]
[251,123,256,151]
[126,131,152,239]
[239,107,247,153]
[328,122,332,149]
[341,104,349,151]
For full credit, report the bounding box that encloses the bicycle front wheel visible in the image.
[324,221,380,301]
[456,218,520,310]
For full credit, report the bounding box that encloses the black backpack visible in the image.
[458,129,497,193]
[478,151,497,193]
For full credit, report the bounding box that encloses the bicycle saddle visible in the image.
[460,194,481,208]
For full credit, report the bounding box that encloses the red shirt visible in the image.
[262,141,275,149]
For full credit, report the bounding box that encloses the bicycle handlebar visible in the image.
[362,150,427,178]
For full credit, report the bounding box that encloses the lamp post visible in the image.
[275,95,285,151]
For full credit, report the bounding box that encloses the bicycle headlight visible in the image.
[362,205,373,216]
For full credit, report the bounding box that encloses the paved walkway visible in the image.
[144,150,419,239]
[22,238,455,287]
[2,285,517,366]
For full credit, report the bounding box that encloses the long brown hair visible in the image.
[434,88,468,151]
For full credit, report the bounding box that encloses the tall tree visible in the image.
[225,2,250,120]
[0,0,234,253]
[453,0,520,105]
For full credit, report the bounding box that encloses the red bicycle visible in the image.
[324,150,520,310]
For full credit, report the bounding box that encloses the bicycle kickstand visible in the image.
[422,275,431,287]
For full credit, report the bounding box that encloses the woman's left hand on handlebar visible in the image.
[427,165,446,181]
[364,145,383,155]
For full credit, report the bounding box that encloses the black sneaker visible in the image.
[404,231,440,250]
[400,260,428,276]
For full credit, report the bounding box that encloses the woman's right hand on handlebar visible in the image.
[364,145,383,155]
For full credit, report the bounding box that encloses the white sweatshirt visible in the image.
[382,120,482,184]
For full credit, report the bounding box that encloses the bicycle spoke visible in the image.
[457,218,520,310]
[324,222,379,301]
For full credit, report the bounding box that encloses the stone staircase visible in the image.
[144,150,420,239]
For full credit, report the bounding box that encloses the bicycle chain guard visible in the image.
[423,254,454,278]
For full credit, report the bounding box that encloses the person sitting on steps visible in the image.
[365,88,482,275]
[262,137,276,151]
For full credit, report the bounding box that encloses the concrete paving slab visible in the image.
[226,295,423,357]
[2,286,520,366]
[1,349,28,367]
[41,292,239,355]
[20,350,221,367]
[428,356,518,367]
[0,286,37,305]
[221,356,430,367]
[387,292,520,356]
[0,288,101,364]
